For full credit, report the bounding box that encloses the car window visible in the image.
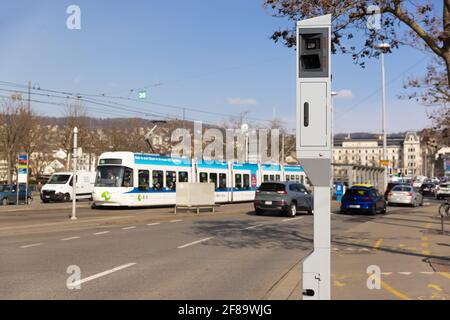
[259,183,285,192]
[289,184,298,192]
[346,188,369,196]
[298,185,308,193]
[392,186,412,192]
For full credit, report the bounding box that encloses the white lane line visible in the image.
[398,272,412,275]
[282,217,304,222]
[382,272,393,276]
[93,231,110,236]
[170,219,182,223]
[20,243,43,249]
[147,223,160,226]
[178,237,213,249]
[243,224,265,230]
[70,263,136,288]
[61,237,80,241]
[122,226,136,230]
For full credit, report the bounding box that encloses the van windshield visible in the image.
[47,174,71,185]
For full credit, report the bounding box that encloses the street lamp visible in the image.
[376,42,391,190]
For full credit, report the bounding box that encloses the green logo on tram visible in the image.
[137,194,143,202]
[101,191,111,201]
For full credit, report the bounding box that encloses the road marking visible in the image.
[93,231,110,236]
[381,272,393,276]
[381,279,412,300]
[421,243,429,248]
[178,237,213,249]
[422,250,431,255]
[333,280,346,287]
[373,239,383,250]
[420,272,434,275]
[147,223,160,226]
[70,263,136,287]
[282,217,303,222]
[398,272,412,275]
[170,219,182,223]
[20,243,43,249]
[428,284,443,292]
[359,248,370,252]
[437,272,450,280]
[243,224,264,230]
[122,226,136,230]
[421,236,429,241]
[61,237,80,241]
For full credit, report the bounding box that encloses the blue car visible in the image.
[0,184,33,205]
[340,185,386,215]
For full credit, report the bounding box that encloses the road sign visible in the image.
[17,154,28,183]
[138,90,147,100]
[380,160,389,166]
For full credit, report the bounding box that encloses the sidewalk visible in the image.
[332,203,450,300]
[267,203,450,300]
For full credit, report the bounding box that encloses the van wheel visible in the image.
[64,194,71,202]
[2,198,8,206]
[287,203,297,217]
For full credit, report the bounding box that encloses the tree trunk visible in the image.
[7,152,12,184]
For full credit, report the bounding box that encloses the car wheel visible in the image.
[2,198,8,206]
[26,197,32,205]
[370,206,377,215]
[307,209,313,215]
[255,209,263,216]
[42,199,50,203]
[287,203,297,217]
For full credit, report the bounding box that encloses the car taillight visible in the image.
[256,190,260,193]
[277,190,287,195]
[407,192,412,197]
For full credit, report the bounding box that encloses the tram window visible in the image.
[209,173,218,188]
[275,175,281,181]
[122,167,133,188]
[301,176,304,184]
[286,175,290,181]
[166,171,176,191]
[200,172,208,183]
[295,175,300,182]
[269,175,275,181]
[178,171,189,183]
[235,174,242,190]
[243,174,250,190]
[138,170,150,190]
[263,175,269,182]
[152,171,163,190]
[219,173,227,190]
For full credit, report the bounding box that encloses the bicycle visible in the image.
[438,199,450,218]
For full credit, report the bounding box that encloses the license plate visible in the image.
[45,196,50,198]
[265,201,272,205]
[349,205,360,209]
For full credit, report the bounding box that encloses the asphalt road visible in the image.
[0,198,442,299]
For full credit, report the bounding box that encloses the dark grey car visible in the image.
[254,181,313,217]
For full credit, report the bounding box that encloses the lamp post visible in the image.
[331,91,338,189]
[376,43,390,190]
[71,127,78,220]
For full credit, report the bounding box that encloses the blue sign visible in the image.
[335,182,344,202]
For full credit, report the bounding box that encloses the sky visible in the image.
[0,0,441,134]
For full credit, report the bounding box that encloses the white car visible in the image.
[436,182,450,200]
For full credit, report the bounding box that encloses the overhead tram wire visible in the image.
[0,80,273,125]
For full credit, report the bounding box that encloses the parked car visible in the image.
[254,181,313,217]
[436,182,450,200]
[387,185,423,207]
[419,182,436,197]
[0,184,33,205]
[40,172,95,203]
[340,185,386,215]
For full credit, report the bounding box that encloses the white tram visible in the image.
[92,152,308,207]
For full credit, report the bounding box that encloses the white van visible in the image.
[40,172,96,203]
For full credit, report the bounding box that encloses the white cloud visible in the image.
[334,89,354,99]
[226,97,257,106]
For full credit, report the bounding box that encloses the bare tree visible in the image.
[0,99,35,183]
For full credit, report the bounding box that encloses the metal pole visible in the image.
[381,51,388,191]
[71,127,78,220]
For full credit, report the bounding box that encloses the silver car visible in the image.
[387,185,423,207]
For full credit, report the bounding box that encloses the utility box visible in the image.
[175,183,215,214]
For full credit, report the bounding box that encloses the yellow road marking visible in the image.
[374,239,383,250]
[422,250,431,255]
[421,243,429,248]
[381,280,412,300]
[421,236,428,241]
[437,272,450,280]
[428,284,443,292]
[333,280,346,287]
